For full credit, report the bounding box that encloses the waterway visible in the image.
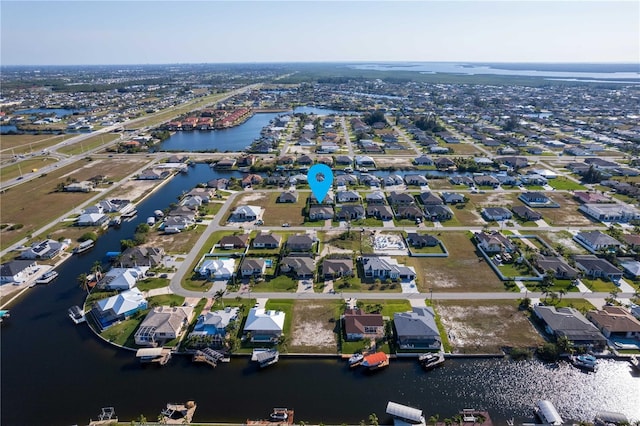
[159,107,347,152]
[2,169,640,426]
[14,108,85,117]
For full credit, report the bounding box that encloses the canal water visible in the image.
[2,152,640,426]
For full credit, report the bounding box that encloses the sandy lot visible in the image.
[372,157,414,168]
[236,192,268,203]
[291,302,338,351]
[107,179,160,202]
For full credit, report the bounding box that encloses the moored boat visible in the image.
[270,407,289,422]
[570,354,598,371]
[418,352,445,370]
[361,351,389,370]
[35,270,59,284]
[68,305,86,324]
[73,239,95,254]
[348,352,364,368]
[0,310,10,323]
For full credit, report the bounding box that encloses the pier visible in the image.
[136,347,172,366]
[192,348,229,367]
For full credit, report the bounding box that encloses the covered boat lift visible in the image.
[386,401,426,426]
[535,400,563,426]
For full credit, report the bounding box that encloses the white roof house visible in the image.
[243,308,285,342]
[95,288,147,317]
[198,258,236,279]
[99,267,147,290]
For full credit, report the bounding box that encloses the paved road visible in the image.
[340,116,354,156]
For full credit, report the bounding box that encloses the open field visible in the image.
[0,158,150,250]
[540,194,596,226]
[101,178,160,203]
[0,133,73,154]
[146,225,207,254]
[239,191,307,226]
[57,133,121,156]
[0,157,58,182]
[289,300,340,353]
[399,232,503,292]
[448,143,483,155]
[546,177,586,191]
[435,299,545,354]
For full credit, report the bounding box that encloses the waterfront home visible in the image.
[475,231,516,253]
[441,192,465,205]
[243,308,285,342]
[366,205,394,221]
[335,174,358,187]
[239,258,267,277]
[207,178,229,190]
[622,234,640,250]
[383,174,404,186]
[573,255,623,281]
[163,215,194,232]
[252,232,282,249]
[533,305,607,349]
[336,205,365,221]
[361,256,416,281]
[450,176,474,186]
[534,255,578,279]
[297,155,314,166]
[197,258,236,280]
[19,239,67,260]
[134,306,194,347]
[586,306,640,340]
[497,156,529,169]
[322,258,354,280]
[241,174,263,188]
[404,174,429,187]
[394,307,441,350]
[418,192,443,206]
[229,205,262,222]
[286,234,315,251]
[318,156,333,166]
[137,169,170,180]
[413,155,434,166]
[98,267,146,290]
[406,233,439,248]
[388,192,416,206]
[76,213,109,227]
[574,231,623,252]
[336,190,361,203]
[355,155,376,167]
[473,175,500,188]
[481,207,512,221]
[280,254,315,278]
[343,308,384,341]
[219,234,250,249]
[0,259,38,284]
[512,205,542,221]
[277,191,298,203]
[435,157,455,170]
[117,246,165,268]
[366,191,387,205]
[91,288,148,330]
[335,155,353,166]
[362,173,382,187]
[578,203,640,223]
[190,307,240,345]
[309,205,335,221]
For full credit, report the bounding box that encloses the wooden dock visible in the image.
[192,348,228,367]
[160,401,197,424]
[136,348,172,366]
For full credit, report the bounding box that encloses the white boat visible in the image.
[270,408,289,422]
[68,305,86,324]
[571,354,598,371]
[35,270,59,284]
[146,217,156,226]
[348,353,364,368]
[418,352,445,370]
[73,239,95,254]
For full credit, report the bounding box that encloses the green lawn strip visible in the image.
[147,294,185,307]
[547,177,586,191]
[265,299,294,350]
[58,133,121,156]
[357,299,412,318]
[83,290,118,312]
[136,278,170,292]
[425,300,452,353]
[582,278,618,292]
[497,262,538,278]
[252,275,298,292]
[409,244,446,254]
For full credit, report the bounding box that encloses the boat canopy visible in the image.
[136,348,165,358]
[386,401,423,423]
[595,411,629,425]
[537,400,563,426]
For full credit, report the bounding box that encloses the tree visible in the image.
[558,288,567,301]
[77,273,90,294]
[369,413,379,426]
[556,335,573,354]
[214,289,227,308]
[428,415,440,426]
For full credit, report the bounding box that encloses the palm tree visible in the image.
[428,415,440,426]
[369,414,379,426]
[475,414,487,425]
[91,261,103,280]
[558,288,567,301]
[77,273,89,295]
[214,289,227,308]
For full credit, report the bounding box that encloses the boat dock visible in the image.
[160,401,197,424]
[192,348,229,367]
[88,407,117,426]
[247,408,294,426]
[252,348,279,368]
[136,348,172,366]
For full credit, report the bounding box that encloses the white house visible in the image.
[230,205,262,222]
[0,260,39,283]
[198,258,237,280]
[98,267,147,290]
[243,308,285,342]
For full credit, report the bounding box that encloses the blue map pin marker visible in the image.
[308,164,333,203]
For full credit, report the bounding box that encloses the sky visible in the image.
[1,1,639,65]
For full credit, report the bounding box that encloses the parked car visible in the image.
[282,223,290,227]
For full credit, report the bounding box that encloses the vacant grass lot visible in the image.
[252,275,298,292]
[57,133,121,156]
[136,278,170,291]
[400,232,503,292]
[0,158,151,249]
[146,224,207,254]
[435,299,545,354]
[0,157,58,182]
[541,195,596,226]
[547,177,586,191]
[0,133,73,153]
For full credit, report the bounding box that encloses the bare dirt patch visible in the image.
[436,300,544,354]
[107,179,160,202]
[237,192,268,203]
[372,157,413,168]
[290,301,338,353]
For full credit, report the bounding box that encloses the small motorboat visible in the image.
[270,408,289,422]
[348,353,364,368]
[570,354,598,371]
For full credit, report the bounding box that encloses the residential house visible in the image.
[280,255,315,278]
[519,192,552,206]
[134,306,195,347]
[475,231,516,253]
[98,267,146,290]
[534,305,606,348]
[76,213,109,227]
[243,308,285,342]
[355,155,376,167]
[137,169,170,180]
[450,176,474,186]
[309,194,335,205]
[64,181,95,192]
[413,155,434,166]
[163,215,194,233]
[404,174,429,187]
[535,255,579,279]
[441,192,465,205]
[366,205,394,221]
[435,157,455,169]
[241,174,263,188]
[574,231,623,252]
[286,235,315,251]
[343,308,384,341]
[365,191,387,205]
[620,259,640,279]
[383,175,404,186]
[322,258,354,280]
[335,175,358,187]
[190,307,240,344]
[229,205,261,222]
[219,234,250,249]
[473,175,500,188]
[396,205,425,220]
[297,155,314,166]
[512,205,542,221]
[198,258,237,280]
[0,260,38,283]
[361,256,416,280]
[498,156,529,169]
[252,233,282,249]
[578,203,640,223]
[418,192,443,206]
[239,258,267,277]
[573,255,623,281]
[622,234,640,250]
[309,205,334,221]
[336,190,361,203]
[586,306,640,340]
[336,205,365,221]
[19,239,66,260]
[424,205,453,221]
[481,207,513,221]
[394,307,442,350]
[335,155,353,166]
[388,192,416,206]
[92,288,148,330]
[360,174,381,187]
[406,233,439,248]
[118,246,165,268]
[573,191,612,204]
